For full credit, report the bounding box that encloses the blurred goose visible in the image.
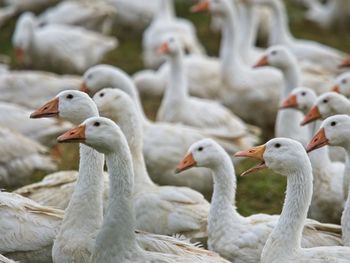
[176,138,343,261]
[12,12,117,74]
[281,87,344,223]
[192,0,283,129]
[0,126,56,187]
[253,0,345,73]
[0,101,72,146]
[38,1,117,34]
[142,0,204,69]
[308,114,350,245]
[0,70,80,109]
[237,138,350,262]
[0,191,63,263]
[93,88,209,238]
[332,72,350,98]
[0,254,16,263]
[58,117,230,263]
[82,65,249,195]
[156,35,256,145]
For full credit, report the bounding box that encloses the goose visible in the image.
[82,65,248,195]
[0,254,16,263]
[253,0,346,73]
[301,92,350,126]
[192,0,283,129]
[307,114,350,246]
[280,87,344,223]
[176,138,343,261]
[0,70,81,109]
[93,88,209,238]
[29,90,229,261]
[156,35,256,145]
[0,126,56,188]
[57,117,230,263]
[142,0,204,69]
[254,46,309,146]
[12,12,118,74]
[37,1,117,34]
[332,71,350,98]
[0,191,63,263]
[0,101,72,146]
[236,138,350,263]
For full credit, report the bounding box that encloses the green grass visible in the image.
[1,1,348,216]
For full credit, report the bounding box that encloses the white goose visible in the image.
[93,88,209,238]
[332,71,350,98]
[0,191,63,263]
[177,138,344,261]
[142,0,204,69]
[192,0,283,129]
[0,126,56,188]
[82,65,247,195]
[281,87,344,223]
[253,0,346,73]
[12,12,117,74]
[238,138,350,263]
[308,114,350,246]
[0,70,81,109]
[37,1,117,34]
[156,35,256,144]
[58,117,230,263]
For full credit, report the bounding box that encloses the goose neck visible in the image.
[239,4,258,60]
[266,164,312,254]
[281,64,301,99]
[343,149,350,199]
[156,0,175,20]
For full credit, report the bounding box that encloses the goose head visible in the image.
[30,90,99,125]
[12,12,36,62]
[235,138,308,176]
[307,114,350,152]
[254,46,296,70]
[301,92,349,125]
[332,72,350,97]
[58,116,126,155]
[175,138,229,173]
[158,35,183,57]
[280,87,317,114]
[191,0,231,17]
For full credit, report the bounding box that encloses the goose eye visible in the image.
[271,51,277,55]
[198,146,203,152]
[331,121,337,127]
[99,93,104,97]
[301,92,306,96]
[66,94,73,99]
[323,99,328,103]
[93,122,100,127]
[274,143,281,148]
[342,79,347,85]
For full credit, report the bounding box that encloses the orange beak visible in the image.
[80,82,90,94]
[301,105,321,126]
[30,97,59,119]
[158,42,169,55]
[306,128,328,153]
[280,94,297,109]
[234,144,267,176]
[339,56,350,68]
[253,55,269,68]
[175,152,197,173]
[332,85,340,93]
[15,47,24,63]
[57,125,86,143]
[190,0,209,13]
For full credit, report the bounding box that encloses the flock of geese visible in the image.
[1,0,350,262]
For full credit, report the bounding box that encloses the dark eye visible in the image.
[87,74,92,79]
[271,51,277,55]
[93,122,100,127]
[342,79,347,84]
[66,94,73,99]
[198,147,203,152]
[331,121,336,127]
[301,92,306,96]
[99,92,104,97]
[275,143,281,148]
[323,99,328,103]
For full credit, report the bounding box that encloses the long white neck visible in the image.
[343,148,350,200]
[268,0,294,46]
[342,147,350,245]
[263,162,312,258]
[92,150,137,261]
[162,50,188,106]
[279,59,301,100]
[208,153,241,236]
[156,0,175,20]
[239,4,258,62]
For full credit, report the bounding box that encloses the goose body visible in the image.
[238,138,350,263]
[12,12,118,74]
